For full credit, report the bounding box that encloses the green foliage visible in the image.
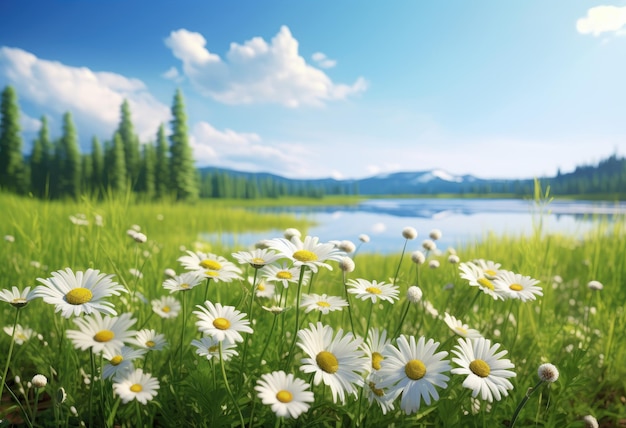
[155,123,169,199]
[54,112,82,199]
[116,99,140,186]
[109,132,127,193]
[169,89,198,201]
[91,136,104,196]
[0,85,28,194]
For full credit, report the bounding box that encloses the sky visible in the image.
[0,0,625,180]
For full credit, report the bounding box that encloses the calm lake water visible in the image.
[204,198,626,254]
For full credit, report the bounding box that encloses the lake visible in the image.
[203,198,626,254]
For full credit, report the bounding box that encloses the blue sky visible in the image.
[1,1,625,179]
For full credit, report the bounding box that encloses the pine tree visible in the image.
[169,89,198,201]
[117,100,140,187]
[109,132,127,193]
[56,112,82,199]
[81,154,93,195]
[91,136,104,196]
[0,85,27,193]
[155,123,169,198]
[138,142,156,199]
[30,116,52,197]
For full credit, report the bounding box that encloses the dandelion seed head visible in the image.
[429,229,442,240]
[587,280,603,291]
[339,256,355,273]
[358,234,370,243]
[538,363,559,383]
[32,374,47,388]
[402,227,417,240]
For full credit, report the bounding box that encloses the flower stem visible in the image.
[393,299,412,338]
[88,349,96,428]
[220,343,245,427]
[240,269,258,377]
[179,291,188,379]
[510,380,544,428]
[392,239,409,286]
[284,267,307,369]
[1,308,20,399]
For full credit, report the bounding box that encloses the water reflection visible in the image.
[202,199,626,254]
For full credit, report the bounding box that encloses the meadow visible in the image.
[0,190,625,427]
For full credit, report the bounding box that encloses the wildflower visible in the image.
[448,254,460,264]
[66,312,137,355]
[284,228,302,240]
[411,251,426,265]
[537,363,559,383]
[191,336,239,361]
[34,268,127,318]
[443,313,482,339]
[422,239,436,251]
[377,335,450,415]
[338,256,355,273]
[365,373,396,415]
[358,234,370,243]
[32,374,47,388]
[261,305,288,315]
[177,250,243,282]
[347,279,399,304]
[268,236,345,273]
[0,286,36,308]
[57,387,67,403]
[493,271,543,302]
[361,328,390,372]
[4,234,15,242]
[407,286,423,303]
[232,248,281,269]
[164,268,176,278]
[402,227,417,240]
[261,264,303,288]
[194,301,253,343]
[130,329,167,351]
[151,296,181,319]
[69,214,89,226]
[162,271,205,294]
[300,294,348,314]
[255,371,314,419]
[254,279,276,299]
[429,229,442,240]
[587,280,603,291]
[129,268,143,279]
[3,324,36,344]
[338,240,356,253]
[132,232,147,243]
[583,415,599,428]
[459,262,507,301]
[422,300,440,318]
[297,322,368,404]
[474,259,502,279]
[429,260,440,269]
[451,337,516,402]
[112,368,160,404]
[102,346,146,380]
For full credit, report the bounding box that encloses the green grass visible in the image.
[1,191,625,427]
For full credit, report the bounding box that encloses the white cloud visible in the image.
[162,66,183,82]
[19,112,41,133]
[576,5,626,36]
[165,26,367,107]
[0,46,170,142]
[311,52,337,69]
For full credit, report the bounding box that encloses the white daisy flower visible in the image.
[254,370,314,419]
[34,268,127,318]
[493,271,543,302]
[297,322,368,404]
[102,346,146,380]
[347,279,399,304]
[283,228,302,240]
[66,312,137,355]
[261,264,304,289]
[3,324,36,345]
[443,313,483,339]
[364,373,396,415]
[268,236,345,273]
[0,286,37,308]
[249,277,275,299]
[191,336,239,361]
[300,294,348,314]
[194,301,253,343]
[232,248,281,269]
[112,368,159,404]
[361,328,391,372]
[459,262,507,301]
[177,251,243,282]
[151,296,181,319]
[474,259,502,279]
[451,337,516,402]
[162,271,205,294]
[130,329,167,351]
[377,335,450,415]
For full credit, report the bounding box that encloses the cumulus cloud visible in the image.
[191,121,313,176]
[19,112,41,133]
[165,26,367,107]
[311,52,337,69]
[576,5,626,36]
[0,46,170,142]
[162,66,183,82]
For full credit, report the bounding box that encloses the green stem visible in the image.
[393,299,411,338]
[240,269,258,377]
[343,278,356,336]
[135,400,143,428]
[179,291,188,379]
[258,313,279,365]
[32,388,41,426]
[285,267,307,369]
[89,349,96,428]
[510,380,544,428]
[392,239,409,286]
[1,308,20,398]
[220,343,245,427]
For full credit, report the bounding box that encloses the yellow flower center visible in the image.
[94,330,115,343]
[110,355,123,366]
[65,288,93,305]
[477,278,495,290]
[130,384,143,393]
[200,259,222,270]
[372,352,384,370]
[162,306,171,313]
[213,317,231,330]
[276,390,293,403]
[469,359,491,377]
[11,298,28,308]
[484,269,498,279]
[455,326,468,335]
[251,257,265,265]
[365,287,381,295]
[180,283,190,289]
[368,381,385,397]
[208,345,219,353]
[405,359,426,380]
[293,250,318,262]
[509,283,523,292]
[146,340,155,348]
[316,351,339,374]
[277,271,293,279]
[205,270,219,277]
[317,301,331,308]
[258,284,266,291]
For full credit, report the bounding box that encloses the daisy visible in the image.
[102,346,146,380]
[361,328,391,373]
[493,271,543,302]
[250,277,275,299]
[474,259,502,279]
[151,296,181,319]
[177,251,242,282]
[191,336,239,361]
[377,335,450,415]
[300,294,348,314]
[267,236,345,273]
[194,301,253,343]
[347,279,399,304]
[297,322,368,404]
[451,337,517,402]
[66,312,137,354]
[0,286,36,308]
[162,271,205,294]
[4,324,36,345]
[112,368,160,405]
[459,262,507,301]
[34,268,127,318]
[443,313,483,339]
[130,329,167,351]
[261,264,304,288]
[365,373,397,415]
[254,371,314,419]
[232,248,281,269]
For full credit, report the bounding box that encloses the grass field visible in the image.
[1,191,625,427]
